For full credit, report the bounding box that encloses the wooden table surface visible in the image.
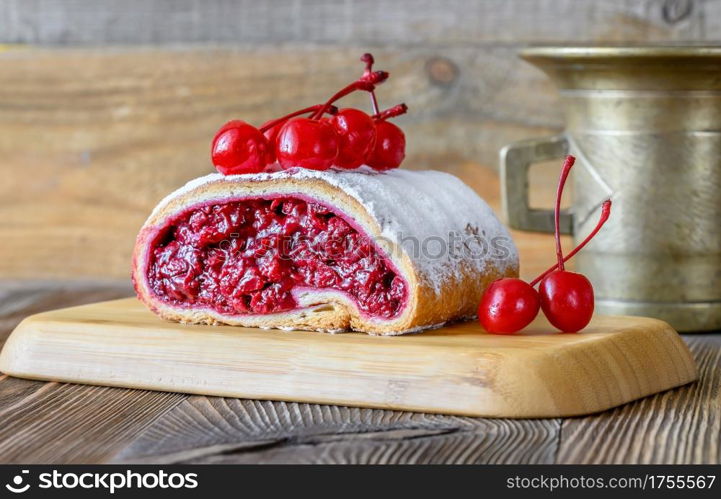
[1,167,720,464]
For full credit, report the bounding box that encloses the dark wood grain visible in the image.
[0,379,186,464]
[0,282,188,464]
[113,397,560,464]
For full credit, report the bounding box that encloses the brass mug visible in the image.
[501,47,721,332]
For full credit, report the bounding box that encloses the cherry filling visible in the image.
[147,197,407,319]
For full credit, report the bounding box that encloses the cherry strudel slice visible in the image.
[132,167,518,335]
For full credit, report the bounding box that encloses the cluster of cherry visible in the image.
[211,54,407,175]
[479,156,613,334]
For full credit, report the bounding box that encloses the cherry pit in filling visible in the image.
[147,197,407,319]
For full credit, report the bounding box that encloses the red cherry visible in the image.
[539,271,594,332]
[276,118,339,170]
[330,108,376,169]
[366,120,405,170]
[259,104,335,164]
[260,119,282,163]
[211,120,270,175]
[478,278,540,334]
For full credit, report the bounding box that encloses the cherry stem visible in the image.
[310,53,389,120]
[369,91,381,115]
[553,155,575,271]
[259,104,337,133]
[361,54,381,115]
[310,78,379,120]
[361,53,375,73]
[373,103,408,121]
[530,199,612,287]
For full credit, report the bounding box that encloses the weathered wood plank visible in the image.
[0,0,704,45]
[0,0,714,281]
[0,45,564,279]
[180,426,556,464]
[113,397,560,464]
[0,379,186,464]
[557,335,721,464]
[0,282,187,464]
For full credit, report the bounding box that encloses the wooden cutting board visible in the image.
[0,298,697,418]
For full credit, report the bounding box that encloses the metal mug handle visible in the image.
[500,134,573,234]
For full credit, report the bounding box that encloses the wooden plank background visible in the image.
[0,0,718,280]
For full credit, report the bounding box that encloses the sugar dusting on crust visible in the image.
[148,166,518,295]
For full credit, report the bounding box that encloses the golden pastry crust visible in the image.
[132,170,518,335]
